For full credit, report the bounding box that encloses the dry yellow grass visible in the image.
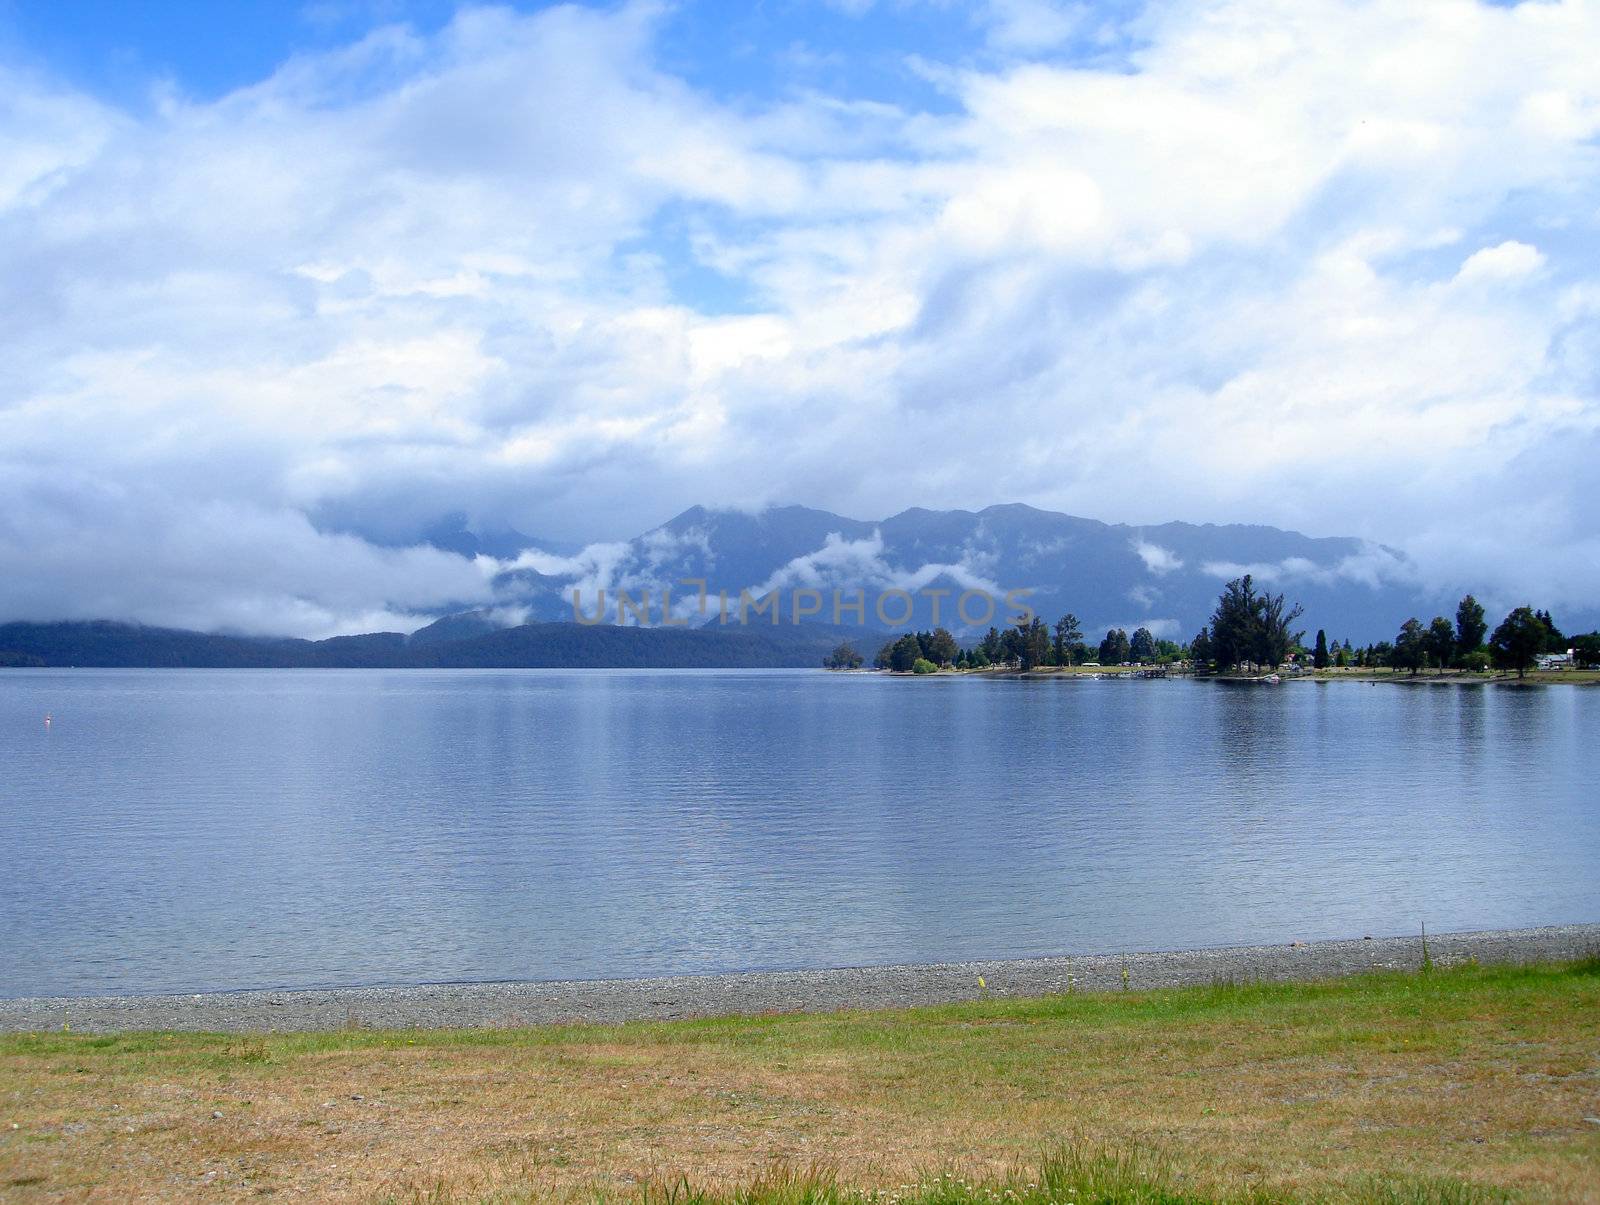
[2,961,1597,1202]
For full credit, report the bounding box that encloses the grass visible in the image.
[623,1148,1518,1204]
[2,961,1598,1202]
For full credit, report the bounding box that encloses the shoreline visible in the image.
[3,922,1595,1034]
[956,666,1600,684]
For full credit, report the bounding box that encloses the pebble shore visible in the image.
[2,923,1594,1034]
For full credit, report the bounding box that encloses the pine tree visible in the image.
[1454,595,1487,654]
[1207,575,1303,670]
[980,627,1002,662]
[1053,613,1083,666]
[1020,617,1050,670]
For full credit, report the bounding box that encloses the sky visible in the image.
[1,0,1597,637]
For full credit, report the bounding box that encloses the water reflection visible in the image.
[1,669,1596,996]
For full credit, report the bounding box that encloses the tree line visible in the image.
[1352,600,1595,678]
[825,575,1598,678]
[840,616,1185,674]
[1189,580,1595,677]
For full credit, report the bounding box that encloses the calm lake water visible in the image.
[1,669,1596,997]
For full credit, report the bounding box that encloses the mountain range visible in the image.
[478,502,1430,646]
[1,502,1498,669]
[0,618,874,670]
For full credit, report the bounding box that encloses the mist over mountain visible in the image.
[7,501,1585,656]
[475,502,1447,645]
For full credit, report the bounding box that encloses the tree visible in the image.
[1190,626,1213,667]
[1098,628,1130,664]
[1129,627,1156,663]
[1254,588,1304,669]
[1489,607,1549,678]
[1209,575,1261,669]
[979,627,1002,663]
[823,642,863,670]
[1312,629,1329,670]
[1572,633,1600,669]
[1455,595,1487,655]
[911,657,937,674]
[889,633,923,672]
[999,625,1023,666]
[927,627,959,666]
[1534,609,1567,653]
[1392,618,1427,675]
[1013,616,1049,670]
[1208,574,1303,670]
[1425,616,1455,673]
[1053,613,1083,666]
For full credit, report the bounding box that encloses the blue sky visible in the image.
[1,0,1598,636]
[2,1,1061,106]
[0,1,459,100]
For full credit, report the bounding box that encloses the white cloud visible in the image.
[0,466,493,636]
[1097,617,1182,640]
[1133,541,1184,575]
[3,0,1600,634]
[728,530,1006,607]
[979,0,1083,54]
[1453,240,1547,285]
[1198,547,1414,591]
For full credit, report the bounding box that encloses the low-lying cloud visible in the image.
[1133,541,1184,576]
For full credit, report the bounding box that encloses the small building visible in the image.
[1535,650,1574,670]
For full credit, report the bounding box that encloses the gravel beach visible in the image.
[2,923,1594,1034]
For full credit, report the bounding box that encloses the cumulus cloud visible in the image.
[1099,617,1183,641]
[752,531,1006,599]
[3,0,1600,634]
[1132,541,1184,575]
[1198,546,1415,591]
[1453,240,1547,285]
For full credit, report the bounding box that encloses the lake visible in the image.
[1,668,1595,997]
